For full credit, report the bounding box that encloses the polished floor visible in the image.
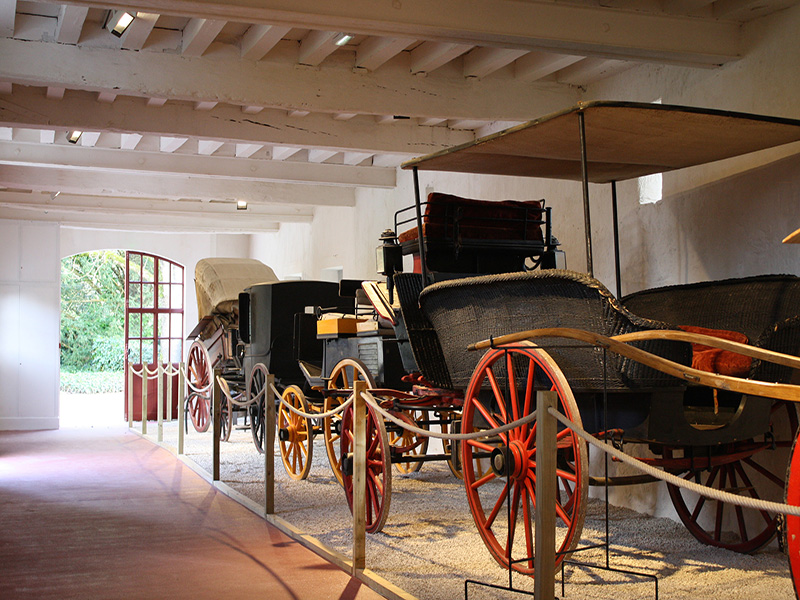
[0,426,387,599]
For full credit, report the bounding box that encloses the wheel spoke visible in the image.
[733,461,775,525]
[506,483,522,553]
[485,481,510,530]
[467,439,496,453]
[522,488,534,570]
[485,367,509,422]
[742,456,785,488]
[714,467,728,541]
[523,358,535,430]
[470,470,498,490]
[471,398,506,443]
[506,352,520,422]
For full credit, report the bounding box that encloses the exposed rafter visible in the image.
[0,164,358,206]
[0,140,396,188]
[55,0,742,65]
[0,37,577,122]
[0,85,479,155]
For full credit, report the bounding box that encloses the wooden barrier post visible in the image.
[534,391,557,600]
[177,363,185,455]
[127,363,134,429]
[213,369,222,481]
[265,373,276,515]
[141,366,148,435]
[157,364,164,442]
[352,380,367,574]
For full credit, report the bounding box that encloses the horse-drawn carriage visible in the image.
[189,101,800,592]
[383,101,800,585]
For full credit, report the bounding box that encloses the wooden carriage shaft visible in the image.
[471,327,800,402]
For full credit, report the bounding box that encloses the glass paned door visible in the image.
[124,251,184,420]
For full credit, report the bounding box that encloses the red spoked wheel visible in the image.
[785,432,800,599]
[341,392,392,534]
[325,358,375,486]
[462,342,588,575]
[186,341,212,433]
[278,386,314,480]
[664,400,798,553]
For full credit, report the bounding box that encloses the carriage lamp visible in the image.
[377,229,403,302]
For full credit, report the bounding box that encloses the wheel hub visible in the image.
[490,441,528,481]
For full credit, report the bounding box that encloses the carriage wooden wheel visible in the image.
[248,363,270,453]
[186,340,212,433]
[341,393,392,533]
[665,400,799,553]
[216,376,235,442]
[462,343,588,575]
[278,385,314,480]
[324,358,376,485]
[784,432,800,599]
[389,409,429,475]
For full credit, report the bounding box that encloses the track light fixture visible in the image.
[333,33,353,46]
[66,130,83,144]
[105,10,135,37]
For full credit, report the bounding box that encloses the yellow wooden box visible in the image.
[316,318,364,336]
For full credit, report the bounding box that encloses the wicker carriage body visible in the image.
[418,269,689,393]
[415,269,784,445]
[622,274,800,384]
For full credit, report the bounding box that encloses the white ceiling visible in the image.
[0,0,797,232]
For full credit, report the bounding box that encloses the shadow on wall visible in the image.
[625,152,800,293]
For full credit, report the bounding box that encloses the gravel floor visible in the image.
[143,417,795,600]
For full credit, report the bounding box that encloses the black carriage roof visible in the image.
[401,101,800,184]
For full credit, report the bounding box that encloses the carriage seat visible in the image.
[397,193,552,275]
[419,269,690,393]
[622,274,800,384]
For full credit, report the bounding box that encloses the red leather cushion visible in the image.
[678,325,752,377]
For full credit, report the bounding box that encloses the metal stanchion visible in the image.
[141,366,148,435]
[127,364,134,428]
[352,380,367,574]
[157,364,164,442]
[177,363,185,455]
[265,373,276,515]
[213,368,221,481]
[534,391,557,600]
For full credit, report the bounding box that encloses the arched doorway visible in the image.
[124,251,184,421]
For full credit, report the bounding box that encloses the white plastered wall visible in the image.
[0,220,60,430]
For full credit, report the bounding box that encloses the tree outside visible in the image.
[60,250,126,393]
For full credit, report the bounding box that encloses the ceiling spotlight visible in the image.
[333,33,353,46]
[236,200,248,211]
[105,10,135,37]
[66,130,83,144]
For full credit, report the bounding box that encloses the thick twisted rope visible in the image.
[273,383,354,419]
[548,407,800,517]
[366,394,538,441]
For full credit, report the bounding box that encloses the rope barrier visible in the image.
[547,406,800,517]
[367,394,538,441]
[274,384,354,419]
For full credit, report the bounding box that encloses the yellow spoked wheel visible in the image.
[278,386,314,481]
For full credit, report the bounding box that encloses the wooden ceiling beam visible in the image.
[56,0,741,65]
[0,140,396,188]
[0,83,478,155]
[0,164,358,206]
